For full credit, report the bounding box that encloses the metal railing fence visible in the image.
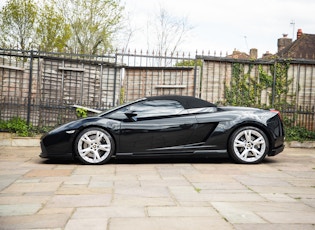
[0,48,314,131]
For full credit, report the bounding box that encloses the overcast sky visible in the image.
[1,0,314,57]
[122,0,315,57]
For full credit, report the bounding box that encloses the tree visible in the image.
[0,0,124,54]
[147,5,192,55]
[56,0,124,54]
[0,0,37,50]
[36,3,71,52]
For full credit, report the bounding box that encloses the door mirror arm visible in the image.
[124,112,137,122]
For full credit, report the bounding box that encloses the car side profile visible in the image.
[40,95,285,164]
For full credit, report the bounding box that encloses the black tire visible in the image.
[228,126,269,164]
[74,127,115,165]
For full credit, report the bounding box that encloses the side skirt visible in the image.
[115,150,228,159]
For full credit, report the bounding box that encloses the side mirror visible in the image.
[124,112,137,122]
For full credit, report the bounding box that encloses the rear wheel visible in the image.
[228,126,269,164]
[74,127,114,164]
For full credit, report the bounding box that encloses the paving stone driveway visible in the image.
[0,146,314,230]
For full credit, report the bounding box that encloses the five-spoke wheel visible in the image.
[228,126,269,164]
[74,128,114,164]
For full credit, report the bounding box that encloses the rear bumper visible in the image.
[268,144,285,156]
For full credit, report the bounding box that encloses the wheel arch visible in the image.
[227,121,273,155]
[71,125,118,158]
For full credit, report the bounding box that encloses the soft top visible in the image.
[145,95,216,109]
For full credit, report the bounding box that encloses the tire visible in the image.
[228,126,269,164]
[74,127,115,164]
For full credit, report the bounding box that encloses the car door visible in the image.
[117,99,197,154]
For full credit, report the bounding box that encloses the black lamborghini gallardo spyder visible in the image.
[40,95,285,164]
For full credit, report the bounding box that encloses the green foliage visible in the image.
[284,126,315,142]
[224,61,315,141]
[36,3,71,52]
[258,65,273,87]
[34,126,52,134]
[224,63,264,107]
[0,0,38,50]
[269,61,293,107]
[0,0,124,53]
[225,62,293,108]
[120,87,125,105]
[175,59,203,67]
[282,117,315,141]
[0,117,33,137]
[59,0,124,54]
[76,108,88,118]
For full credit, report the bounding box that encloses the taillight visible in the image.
[270,109,282,120]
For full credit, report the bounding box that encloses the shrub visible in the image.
[76,108,88,118]
[285,125,315,142]
[0,117,33,137]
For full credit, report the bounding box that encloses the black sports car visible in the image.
[40,95,285,164]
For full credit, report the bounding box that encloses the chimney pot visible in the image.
[297,29,303,39]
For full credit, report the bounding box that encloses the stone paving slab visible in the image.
[109,217,233,230]
[234,223,315,230]
[0,146,314,230]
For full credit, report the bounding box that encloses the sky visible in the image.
[0,0,314,57]
[122,0,315,57]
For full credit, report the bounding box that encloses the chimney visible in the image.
[249,48,258,59]
[263,51,272,59]
[297,28,303,39]
[277,34,292,52]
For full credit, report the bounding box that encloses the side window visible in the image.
[104,106,128,120]
[129,100,184,118]
[105,99,184,121]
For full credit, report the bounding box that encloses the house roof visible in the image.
[226,50,250,59]
[277,33,315,59]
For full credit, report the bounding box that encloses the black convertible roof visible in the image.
[145,95,216,109]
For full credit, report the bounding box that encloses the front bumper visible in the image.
[40,139,73,159]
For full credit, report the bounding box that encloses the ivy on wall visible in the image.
[223,61,315,140]
[224,61,293,109]
[224,63,263,107]
[269,61,294,108]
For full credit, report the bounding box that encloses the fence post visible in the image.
[271,60,277,107]
[26,50,34,126]
[193,56,197,97]
[113,53,118,106]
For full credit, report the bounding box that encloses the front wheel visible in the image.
[228,126,269,164]
[74,127,115,164]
